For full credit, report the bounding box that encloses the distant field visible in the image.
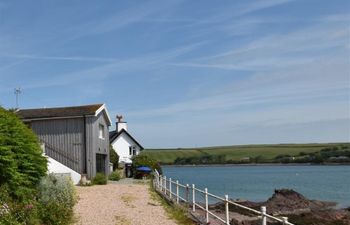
[141,143,350,164]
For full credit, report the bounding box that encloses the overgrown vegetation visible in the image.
[37,174,77,225]
[0,107,47,200]
[132,154,162,178]
[149,181,195,225]
[92,173,107,185]
[109,145,119,171]
[109,171,121,181]
[142,143,350,165]
[0,107,77,224]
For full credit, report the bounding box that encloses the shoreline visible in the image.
[161,163,350,167]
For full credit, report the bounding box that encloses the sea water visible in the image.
[162,165,350,207]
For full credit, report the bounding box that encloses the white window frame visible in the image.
[99,124,105,139]
[129,146,137,156]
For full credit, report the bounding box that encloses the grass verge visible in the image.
[149,181,195,225]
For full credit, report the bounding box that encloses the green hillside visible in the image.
[141,143,350,164]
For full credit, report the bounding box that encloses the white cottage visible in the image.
[109,115,143,176]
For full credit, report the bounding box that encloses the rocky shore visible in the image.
[209,189,350,225]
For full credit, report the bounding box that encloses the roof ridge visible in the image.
[18,103,104,111]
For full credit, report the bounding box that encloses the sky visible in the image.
[0,0,349,148]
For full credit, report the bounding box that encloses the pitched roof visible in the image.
[17,104,112,125]
[109,129,144,150]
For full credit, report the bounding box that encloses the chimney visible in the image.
[116,115,127,132]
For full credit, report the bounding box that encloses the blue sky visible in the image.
[0,0,349,148]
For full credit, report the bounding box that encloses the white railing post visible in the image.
[164,176,167,195]
[205,188,209,224]
[169,178,172,199]
[186,184,189,203]
[176,180,179,204]
[160,175,162,191]
[192,184,196,212]
[261,206,267,225]
[225,195,230,225]
[157,174,160,189]
[282,217,289,225]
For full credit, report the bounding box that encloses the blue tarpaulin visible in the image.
[136,166,152,172]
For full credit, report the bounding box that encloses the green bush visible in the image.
[109,171,120,181]
[37,174,76,225]
[132,154,162,178]
[109,145,119,170]
[92,173,107,185]
[0,107,47,200]
[0,185,40,225]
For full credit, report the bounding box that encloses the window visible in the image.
[99,124,105,139]
[129,146,137,156]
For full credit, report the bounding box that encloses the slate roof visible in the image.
[17,104,104,120]
[109,129,144,150]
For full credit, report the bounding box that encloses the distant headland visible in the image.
[142,143,350,165]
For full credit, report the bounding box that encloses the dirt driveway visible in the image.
[74,181,178,225]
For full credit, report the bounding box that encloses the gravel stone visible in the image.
[74,183,178,225]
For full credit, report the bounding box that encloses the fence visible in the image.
[153,170,294,225]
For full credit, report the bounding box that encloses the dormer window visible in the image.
[99,124,105,139]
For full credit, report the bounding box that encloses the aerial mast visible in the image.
[14,87,21,109]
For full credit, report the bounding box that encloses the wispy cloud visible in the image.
[171,17,349,71]
[0,41,205,92]
[65,0,184,41]
[0,54,118,62]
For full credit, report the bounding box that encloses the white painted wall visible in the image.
[41,143,81,184]
[111,132,141,163]
[46,155,82,185]
[46,156,81,184]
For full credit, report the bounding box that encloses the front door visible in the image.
[96,154,106,174]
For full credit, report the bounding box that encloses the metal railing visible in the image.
[153,170,293,225]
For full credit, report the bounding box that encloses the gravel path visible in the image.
[74,182,178,225]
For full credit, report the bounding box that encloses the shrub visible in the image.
[37,174,76,225]
[92,173,107,185]
[0,185,38,225]
[0,107,47,200]
[109,145,119,170]
[109,171,120,181]
[132,154,162,178]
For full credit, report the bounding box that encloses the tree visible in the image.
[109,145,119,171]
[132,154,162,178]
[0,107,47,199]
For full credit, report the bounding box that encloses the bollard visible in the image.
[176,180,179,204]
[205,188,209,224]
[225,195,230,225]
[192,184,196,212]
[261,206,267,225]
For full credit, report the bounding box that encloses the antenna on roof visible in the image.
[14,87,21,109]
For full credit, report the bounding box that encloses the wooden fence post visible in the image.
[192,184,196,212]
[225,195,230,225]
[205,188,209,224]
[176,180,179,204]
[261,206,267,225]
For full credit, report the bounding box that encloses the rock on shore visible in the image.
[210,189,350,225]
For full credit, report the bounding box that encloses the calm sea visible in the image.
[162,165,350,208]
